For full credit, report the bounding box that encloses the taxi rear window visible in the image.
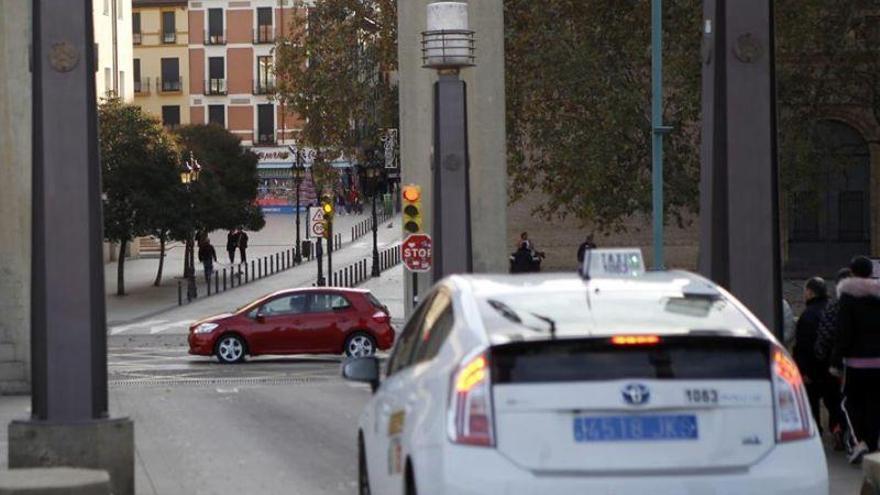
[491,337,770,384]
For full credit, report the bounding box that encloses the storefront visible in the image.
[253,146,300,214]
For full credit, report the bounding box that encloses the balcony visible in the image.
[253,27,275,44]
[134,77,150,95]
[255,131,276,145]
[253,80,276,95]
[157,77,183,93]
[133,32,142,45]
[206,78,227,96]
[205,30,226,45]
[162,31,176,44]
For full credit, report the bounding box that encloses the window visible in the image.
[790,192,819,241]
[412,292,454,363]
[208,105,225,127]
[260,294,308,316]
[257,104,275,144]
[256,56,274,94]
[160,58,180,91]
[386,295,433,376]
[161,106,180,127]
[133,59,141,93]
[207,8,224,44]
[839,191,867,241]
[162,11,176,44]
[132,12,141,44]
[208,57,226,94]
[256,7,273,43]
[309,293,352,313]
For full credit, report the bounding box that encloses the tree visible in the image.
[98,98,180,295]
[172,125,265,272]
[504,0,702,234]
[275,0,398,194]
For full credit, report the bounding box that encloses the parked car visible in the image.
[344,249,828,495]
[188,288,395,363]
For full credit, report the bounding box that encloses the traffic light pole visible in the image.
[316,237,325,286]
[327,221,333,286]
[432,72,473,280]
[9,1,134,492]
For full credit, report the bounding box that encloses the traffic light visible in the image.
[321,194,334,239]
[402,184,422,234]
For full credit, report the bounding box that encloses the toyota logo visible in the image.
[622,383,651,406]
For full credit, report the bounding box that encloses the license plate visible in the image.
[573,414,698,442]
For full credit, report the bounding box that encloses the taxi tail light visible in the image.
[448,352,495,447]
[371,311,390,324]
[771,347,813,443]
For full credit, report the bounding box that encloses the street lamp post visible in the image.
[422,2,475,280]
[180,156,201,302]
[366,164,382,277]
[292,160,305,263]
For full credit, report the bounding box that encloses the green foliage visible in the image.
[275,0,398,194]
[504,0,702,233]
[173,125,266,235]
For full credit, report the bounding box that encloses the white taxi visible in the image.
[343,250,828,495]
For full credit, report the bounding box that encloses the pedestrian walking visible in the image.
[793,277,844,445]
[226,229,239,264]
[577,234,597,265]
[831,255,880,464]
[814,268,852,364]
[238,230,249,264]
[198,239,217,284]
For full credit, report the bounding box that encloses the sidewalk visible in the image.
[105,212,375,325]
[359,264,406,329]
[108,215,402,339]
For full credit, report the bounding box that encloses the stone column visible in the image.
[398,0,508,315]
[0,0,32,394]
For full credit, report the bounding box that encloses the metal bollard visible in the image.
[237,265,242,286]
[178,280,183,305]
[215,271,219,294]
[223,268,228,290]
[245,262,249,283]
[251,260,255,280]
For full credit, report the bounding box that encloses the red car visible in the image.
[188,288,395,364]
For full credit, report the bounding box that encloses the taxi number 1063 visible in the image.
[685,389,718,404]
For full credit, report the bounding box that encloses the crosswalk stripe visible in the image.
[149,320,192,334]
[109,319,167,335]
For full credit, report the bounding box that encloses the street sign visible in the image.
[402,234,433,272]
[309,207,325,238]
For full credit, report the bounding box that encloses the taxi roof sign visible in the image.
[582,248,646,279]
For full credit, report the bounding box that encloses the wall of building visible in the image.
[0,0,32,394]
[133,3,190,123]
[94,0,134,102]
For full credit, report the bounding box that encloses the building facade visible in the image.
[132,0,190,125]
[95,0,134,101]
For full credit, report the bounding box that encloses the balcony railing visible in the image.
[205,30,226,45]
[157,77,183,93]
[206,78,227,95]
[253,80,276,95]
[133,32,142,45]
[162,31,176,44]
[134,77,150,95]
[255,131,276,145]
[253,26,275,44]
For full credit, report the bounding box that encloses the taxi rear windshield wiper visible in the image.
[487,299,557,340]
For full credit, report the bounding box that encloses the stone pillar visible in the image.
[398,0,508,315]
[0,0,32,394]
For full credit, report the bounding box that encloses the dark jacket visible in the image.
[198,244,217,264]
[793,297,828,379]
[238,232,249,249]
[814,299,841,364]
[831,277,880,368]
[226,231,239,251]
[577,241,596,264]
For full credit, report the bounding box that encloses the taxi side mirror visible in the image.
[342,357,380,393]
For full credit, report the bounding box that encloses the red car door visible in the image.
[251,294,308,354]
[298,293,356,353]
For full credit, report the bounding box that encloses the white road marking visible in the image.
[109,319,167,335]
[149,320,192,334]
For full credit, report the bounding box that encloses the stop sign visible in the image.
[402,234,433,272]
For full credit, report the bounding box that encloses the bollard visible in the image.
[223,269,227,291]
[258,258,262,279]
[215,271,219,294]
[245,262,249,283]
[178,280,182,306]
[237,265,242,286]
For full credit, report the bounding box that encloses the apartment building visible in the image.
[187,0,302,145]
[95,0,134,101]
[132,0,191,126]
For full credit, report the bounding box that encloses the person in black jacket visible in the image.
[238,230,249,264]
[226,229,239,264]
[814,268,852,365]
[831,256,880,463]
[793,277,843,444]
[198,239,218,284]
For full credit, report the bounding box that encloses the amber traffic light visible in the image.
[402,184,423,234]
